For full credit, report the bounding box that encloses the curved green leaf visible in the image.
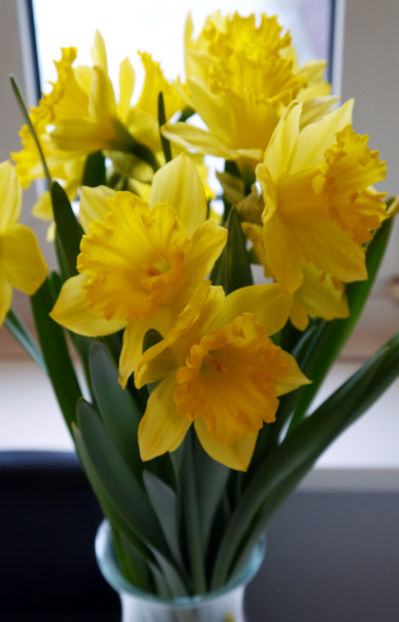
[82,151,106,187]
[51,181,84,279]
[211,207,253,293]
[89,340,142,475]
[31,275,81,432]
[143,470,183,570]
[76,399,167,555]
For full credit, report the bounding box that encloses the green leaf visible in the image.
[143,470,183,569]
[73,424,150,562]
[5,308,45,370]
[112,527,153,592]
[158,92,172,163]
[177,106,195,122]
[89,340,143,476]
[149,548,189,597]
[180,430,206,593]
[30,275,81,433]
[194,441,229,550]
[211,332,399,587]
[210,207,253,293]
[76,399,168,555]
[82,151,106,186]
[289,219,393,432]
[51,181,84,278]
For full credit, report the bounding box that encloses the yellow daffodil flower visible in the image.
[290,264,349,330]
[50,155,227,384]
[134,281,309,471]
[0,161,47,324]
[255,100,387,293]
[242,222,349,330]
[162,12,335,170]
[12,32,186,200]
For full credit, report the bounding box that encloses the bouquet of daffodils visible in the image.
[2,11,398,599]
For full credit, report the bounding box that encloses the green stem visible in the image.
[10,74,52,189]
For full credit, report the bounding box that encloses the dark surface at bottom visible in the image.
[246,491,399,622]
[0,451,120,622]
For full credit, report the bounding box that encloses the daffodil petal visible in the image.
[187,76,235,145]
[150,154,207,235]
[118,58,135,121]
[0,161,21,230]
[90,30,108,73]
[1,224,47,294]
[50,274,126,336]
[119,320,153,388]
[162,122,237,159]
[138,376,191,461]
[291,264,350,329]
[186,220,227,285]
[32,190,53,221]
[90,66,116,125]
[194,418,257,471]
[218,283,292,336]
[291,99,354,173]
[0,277,13,325]
[264,102,302,180]
[135,281,214,388]
[289,299,309,331]
[264,212,305,292]
[79,185,114,233]
[51,119,110,152]
[274,351,311,396]
[294,221,367,283]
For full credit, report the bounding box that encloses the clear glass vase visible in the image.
[95,520,265,622]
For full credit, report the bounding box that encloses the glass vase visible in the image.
[95,520,265,622]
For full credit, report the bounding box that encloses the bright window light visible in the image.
[32,0,332,92]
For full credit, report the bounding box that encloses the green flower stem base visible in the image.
[95,521,265,622]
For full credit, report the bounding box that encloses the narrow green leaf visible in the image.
[211,333,399,587]
[112,527,152,592]
[158,92,172,163]
[51,181,84,278]
[5,308,45,370]
[211,207,253,293]
[149,548,189,597]
[194,441,229,550]
[30,276,81,432]
[289,219,393,432]
[76,399,168,555]
[148,562,173,598]
[82,151,106,186]
[89,340,143,476]
[73,424,150,561]
[177,106,195,122]
[181,430,206,593]
[143,470,183,569]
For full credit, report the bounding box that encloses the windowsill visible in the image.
[1,355,398,492]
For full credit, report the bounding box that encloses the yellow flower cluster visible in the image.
[1,11,391,471]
